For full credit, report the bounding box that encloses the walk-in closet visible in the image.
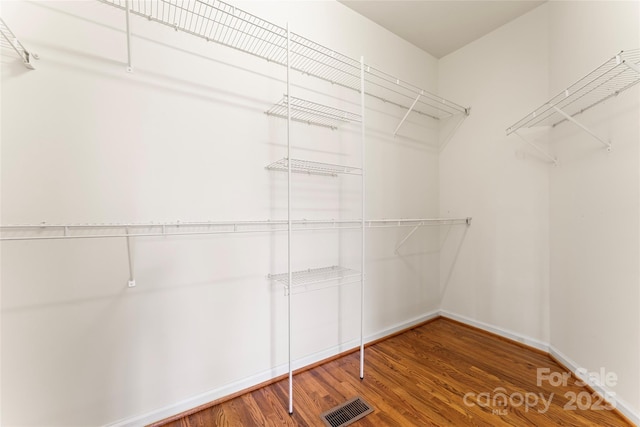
[1,1,638,426]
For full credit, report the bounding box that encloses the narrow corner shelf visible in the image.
[266,158,362,177]
[0,18,36,69]
[507,49,640,162]
[269,265,361,294]
[265,95,361,130]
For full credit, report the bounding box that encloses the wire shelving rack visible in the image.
[97,0,469,127]
[265,158,362,177]
[268,266,361,295]
[265,95,361,129]
[507,49,640,164]
[4,0,474,417]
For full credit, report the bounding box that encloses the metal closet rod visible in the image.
[0,218,471,241]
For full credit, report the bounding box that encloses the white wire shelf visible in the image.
[0,17,36,69]
[366,218,471,228]
[265,95,361,129]
[365,65,469,121]
[367,218,472,253]
[0,218,471,241]
[266,158,362,177]
[98,0,468,122]
[0,220,354,241]
[507,49,640,134]
[268,265,361,294]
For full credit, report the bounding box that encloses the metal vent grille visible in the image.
[320,396,374,427]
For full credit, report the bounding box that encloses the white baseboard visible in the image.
[106,310,441,427]
[439,310,638,427]
[438,309,550,352]
[549,346,639,426]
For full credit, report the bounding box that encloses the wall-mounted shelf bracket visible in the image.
[0,18,38,69]
[624,60,640,74]
[394,225,420,253]
[392,90,471,137]
[125,228,136,287]
[439,109,470,152]
[124,0,133,72]
[550,104,611,151]
[393,90,423,136]
[390,217,472,253]
[512,128,558,166]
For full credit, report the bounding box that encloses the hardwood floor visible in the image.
[156,318,633,426]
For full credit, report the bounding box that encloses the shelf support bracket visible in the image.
[623,60,640,75]
[125,0,133,72]
[439,110,468,153]
[550,105,611,151]
[393,91,423,136]
[0,18,38,69]
[126,228,136,287]
[513,130,558,166]
[394,224,422,254]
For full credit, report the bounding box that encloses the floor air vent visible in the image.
[320,396,374,427]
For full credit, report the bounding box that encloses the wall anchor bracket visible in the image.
[550,105,611,151]
[513,129,558,166]
[126,228,136,287]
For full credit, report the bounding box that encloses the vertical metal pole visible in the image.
[286,23,293,415]
[125,0,133,72]
[359,57,365,380]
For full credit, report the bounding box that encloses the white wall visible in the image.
[5,1,638,425]
[1,1,446,425]
[439,0,640,421]
[438,4,551,344]
[548,0,640,418]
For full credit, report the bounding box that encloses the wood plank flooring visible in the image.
[157,318,633,426]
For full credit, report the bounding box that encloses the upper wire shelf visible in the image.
[0,17,36,69]
[507,49,640,134]
[268,265,361,294]
[0,218,471,241]
[0,220,356,241]
[266,158,362,176]
[98,0,468,121]
[265,95,361,129]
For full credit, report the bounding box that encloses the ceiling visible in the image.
[338,0,545,58]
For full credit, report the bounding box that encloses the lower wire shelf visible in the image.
[266,158,362,177]
[268,265,361,295]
